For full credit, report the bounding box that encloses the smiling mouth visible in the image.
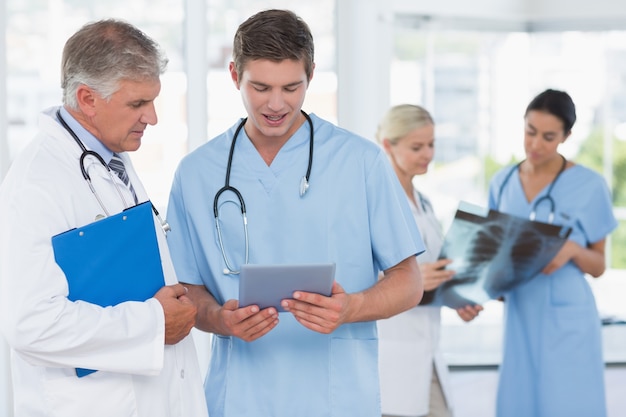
[265,114,285,122]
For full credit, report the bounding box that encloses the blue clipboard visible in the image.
[51,201,165,377]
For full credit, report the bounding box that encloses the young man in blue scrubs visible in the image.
[166,9,425,417]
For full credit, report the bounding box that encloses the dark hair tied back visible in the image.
[525,89,576,133]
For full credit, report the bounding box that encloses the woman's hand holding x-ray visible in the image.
[421,258,455,291]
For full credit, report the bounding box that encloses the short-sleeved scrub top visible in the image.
[167,114,424,417]
[488,163,617,417]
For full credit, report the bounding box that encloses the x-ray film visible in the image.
[424,201,571,308]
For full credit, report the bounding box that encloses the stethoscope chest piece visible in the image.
[215,111,314,274]
[497,155,566,224]
[300,176,309,197]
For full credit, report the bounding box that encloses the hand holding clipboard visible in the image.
[51,201,167,376]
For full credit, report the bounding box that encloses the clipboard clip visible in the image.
[124,202,171,234]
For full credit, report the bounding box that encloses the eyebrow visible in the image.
[526,122,557,136]
[128,99,151,106]
[250,80,304,89]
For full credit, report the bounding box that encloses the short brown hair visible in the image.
[232,9,314,82]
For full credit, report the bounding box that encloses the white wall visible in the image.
[0,1,8,181]
[527,0,626,21]
[391,0,527,20]
[336,0,392,139]
[392,0,626,22]
[0,5,11,415]
[0,340,11,417]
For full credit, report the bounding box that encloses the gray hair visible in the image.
[61,19,168,109]
[376,104,434,145]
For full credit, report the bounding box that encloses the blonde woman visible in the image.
[376,104,482,417]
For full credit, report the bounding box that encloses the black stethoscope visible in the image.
[496,154,566,224]
[213,110,314,275]
[56,109,170,234]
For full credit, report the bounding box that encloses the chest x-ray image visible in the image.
[424,202,571,308]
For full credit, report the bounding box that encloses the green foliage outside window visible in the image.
[483,155,519,192]
[576,127,626,269]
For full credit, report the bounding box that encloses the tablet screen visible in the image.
[238,263,336,311]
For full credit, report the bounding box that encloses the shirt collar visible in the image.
[58,106,114,164]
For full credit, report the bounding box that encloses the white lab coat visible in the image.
[378,189,452,416]
[0,107,208,417]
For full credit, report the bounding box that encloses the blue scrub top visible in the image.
[167,114,424,417]
[489,163,617,417]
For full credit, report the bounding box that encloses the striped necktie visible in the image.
[108,153,138,204]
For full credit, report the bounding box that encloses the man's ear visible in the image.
[75,85,97,117]
[229,62,240,90]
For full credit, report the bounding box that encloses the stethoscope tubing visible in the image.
[496,155,566,224]
[56,109,170,232]
[214,111,314,274]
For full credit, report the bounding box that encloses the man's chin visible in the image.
[122,139,142,153]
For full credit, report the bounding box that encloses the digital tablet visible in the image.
[238,263,336,312]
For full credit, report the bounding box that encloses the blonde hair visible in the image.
[375,104,434,145]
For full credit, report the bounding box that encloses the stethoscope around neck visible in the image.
[496,154,567,224]
[214,110,314,275]
[56,109,170,234]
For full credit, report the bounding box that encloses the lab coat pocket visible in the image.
[330,337,379,417]
[44,370,137,417]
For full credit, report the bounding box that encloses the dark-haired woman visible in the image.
[488,89,617,417]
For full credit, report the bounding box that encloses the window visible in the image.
[390,18,626,365]
[5,0,336,212]
[6,0,186,209]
